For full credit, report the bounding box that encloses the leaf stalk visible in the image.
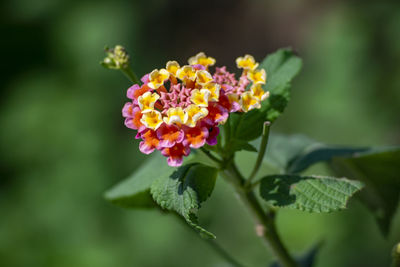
[245,121,271,188]
[121,66,140,85]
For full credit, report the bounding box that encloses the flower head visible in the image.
[122,52,269,166]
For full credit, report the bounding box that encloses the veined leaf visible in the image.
[259,174,363,212]
[260,133,400,235]
[150,163,218,239]
[329,148,400,235]
[104,153,172,208]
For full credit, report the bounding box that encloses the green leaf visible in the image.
[260,48,303,122]
[263,134,400,235]
[259,174,363,212]
[288,146,368,174]
[329,148,400,235]
[150,163,218,239]
[265,134,366,173]
[230,139,257,153]
[104,153,173,208]
[230,109,267,142]
[265,134,317,172]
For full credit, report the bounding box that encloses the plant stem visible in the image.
[245,121,271,188]
[221,162,298,267]
[207,240,246,267]
[121,66,140,84]
[199,127,297,267]
[200,147,223,164]
[173,213,245,267]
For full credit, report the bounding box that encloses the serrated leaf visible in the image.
[259,174,363,212]
[329,148,400,235]
[260,48,302,123]
[150,163,218,239]
[104,153,173,208]
[261,133,400,235]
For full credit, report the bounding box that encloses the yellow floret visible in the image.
[138,92,160,113]
[190,89,211,107]
[188,52,216,67]
[140,110,163,130]
[251,84,270,101]
[240,91,261,112]
[247,68,266,84]
[176,65,196,81]
[203,82,220,101]
[236,55,259,70]
[163,107,186,125]
[166,61,180,76]
[148,69,170,89]
[184,104,209,127]
[195,70,213,85]
[228,93,240,105]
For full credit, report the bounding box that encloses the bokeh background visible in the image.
[1,0,400,266]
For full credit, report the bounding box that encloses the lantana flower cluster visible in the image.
[122,52,269,166]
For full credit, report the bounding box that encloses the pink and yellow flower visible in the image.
[182,126,209,148]
[139,130,161,154]
[236,54,259,70]
[122,52,270,166]
[148,69,170,89]
[188,52,216,68]
[156,124,184,148]
[161,143,190,167]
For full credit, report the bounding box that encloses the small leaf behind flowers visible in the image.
[259,174,363,212]
[260,48,302,123]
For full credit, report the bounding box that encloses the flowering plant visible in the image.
[122,52,268,166]
[102,46,400,267]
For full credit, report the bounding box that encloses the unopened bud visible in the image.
[101,45,130,70]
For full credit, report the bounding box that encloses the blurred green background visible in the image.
[1,0,399,266]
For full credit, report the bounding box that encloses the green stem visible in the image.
[173,213,245,267]
[121,66,140,84]
[207,240,246,267]
[200,147,223,164]
[245,121,271,188]
[222,163,298,267]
